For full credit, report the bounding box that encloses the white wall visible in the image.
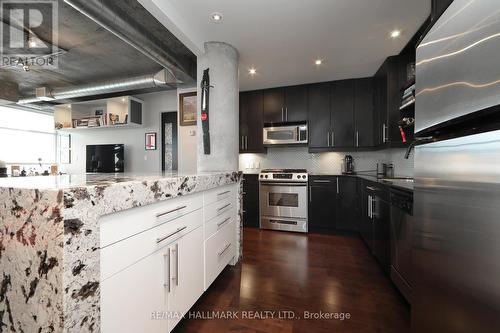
[239,147,414,177]
[61,90,198,174]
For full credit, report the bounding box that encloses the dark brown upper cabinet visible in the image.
[331,80,355,148]
[263,85,308,124]
[307,83,331,149]
[354,78,375,148]
[240,90,266,153]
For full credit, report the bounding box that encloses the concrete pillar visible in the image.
[197,42,239,172]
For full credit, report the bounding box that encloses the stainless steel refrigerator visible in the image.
[413,0,500,332]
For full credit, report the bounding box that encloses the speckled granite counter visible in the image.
[0,171,242,333]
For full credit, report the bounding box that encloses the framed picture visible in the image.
[145,132,157,150]
[179,92,197,126]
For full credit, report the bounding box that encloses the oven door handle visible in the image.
[260,182,307,187]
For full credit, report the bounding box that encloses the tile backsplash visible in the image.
[239,147,414,177]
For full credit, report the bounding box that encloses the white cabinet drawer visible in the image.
[101,209,202,281]
[204,206,236,240]
[204,220,236,289]
[203,184,236,206]
[100,192,203,248]
[204,195,234,222]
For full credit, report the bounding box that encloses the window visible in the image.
[0,106,56,164]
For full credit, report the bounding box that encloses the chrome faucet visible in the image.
[404,136,434,159]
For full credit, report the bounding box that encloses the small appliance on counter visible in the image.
[0,160,7,178]
[342,155,355,174]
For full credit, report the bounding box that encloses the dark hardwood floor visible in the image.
[173,228,410,333]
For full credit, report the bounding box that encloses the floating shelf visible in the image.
[54,96,143,131]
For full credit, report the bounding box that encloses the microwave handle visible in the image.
[295,126,300,141]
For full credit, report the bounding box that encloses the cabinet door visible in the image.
[243,174,260,228]
[101,249,168,333]
[359,186,373,251]
[308,83,331,149]
[335,177,358,231]
[168,226,204,331]
[331,80,355,148]
[373,197,391,275]
[240,91,265,153]
[308,181,336,232]
[263,88,285,123]
[354,78,375,148]
[285,85,308,122]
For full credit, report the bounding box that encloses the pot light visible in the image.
[315,59,323,66]
[390,30,401,38]
[249,68,257,75]
[29,40,37,48]
[210,12,223,23]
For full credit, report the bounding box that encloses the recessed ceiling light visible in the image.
[210,12,223,23]
[390,30,401,38]
[29,40,37,48]
[315,59,323,66]
[249,68,257,75]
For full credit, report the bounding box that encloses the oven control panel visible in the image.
[258,172,308,182]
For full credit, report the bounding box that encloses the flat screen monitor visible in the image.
[86,144,124,173]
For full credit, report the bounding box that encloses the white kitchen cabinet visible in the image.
[167,225,204,331]
[204,220,236,289]
[100,185,238,333]
[101,246,168,333]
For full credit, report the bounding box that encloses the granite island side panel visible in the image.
[0,172,242,333]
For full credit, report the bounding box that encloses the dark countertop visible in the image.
[309,173,414,192]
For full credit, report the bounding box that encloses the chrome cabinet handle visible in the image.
[171,243,179,286]
[156,205,187,219]
[217,190,231,197]
[336,178,339,194]
[327,131,330,147]
[313,180,331,183]
[281,107,284,122]
[241,136,244,150]
[217,217,231,229]
[368,195,372,218]
[356,131,359,147]
[285,107,288,121]
[309,186,312,202]
[164,249,170,294]
[331,131,335,147]
[217,203,231,214]
[156,226,187,244]
[218,243,231,257]
[383,124,388,143]
[245,136,248,150]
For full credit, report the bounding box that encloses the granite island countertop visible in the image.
[0,171,242,333]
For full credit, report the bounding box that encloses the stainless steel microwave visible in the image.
[263,123,308,145]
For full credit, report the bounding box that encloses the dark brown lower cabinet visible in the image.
[308,178,336,232]
[308,176,358,233]
[362,180,391,275]
[242,174,260,228]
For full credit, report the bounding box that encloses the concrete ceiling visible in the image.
[140,0,431,91]
[0,0,196,104]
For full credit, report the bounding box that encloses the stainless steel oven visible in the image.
[263,123,308,146]
[259,169,308,233]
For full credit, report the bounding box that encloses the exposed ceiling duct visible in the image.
[63,0,196,85]
[17,69,176,104]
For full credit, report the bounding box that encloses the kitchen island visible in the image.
[0,172,242,333]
